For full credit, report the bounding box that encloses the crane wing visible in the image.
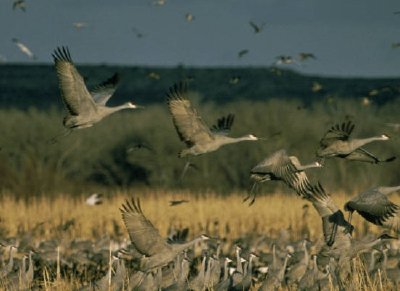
[251,149,287,174]
[53,47,96,116]
[346,189,400,226]
[167,82,214,147]
[319,121,355,148]
[211,113,235,135]
[306,183,353,245]
[90,73,119,105]
[120,198,170,256]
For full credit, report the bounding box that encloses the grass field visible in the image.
[0,190,399,290]
[0,189,391,243]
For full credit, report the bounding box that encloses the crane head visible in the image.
[126,102,144,109]
[200,234,210,241]
[381,134,390,140]
[246,134,258,140]
[314,161,323,167]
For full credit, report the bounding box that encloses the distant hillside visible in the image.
[0,64,399,109]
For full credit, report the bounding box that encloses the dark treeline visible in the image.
[0,65,400,198]
[1,64,400,109]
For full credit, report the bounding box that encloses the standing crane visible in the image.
[52,46,141,136]
[316,121,395,163]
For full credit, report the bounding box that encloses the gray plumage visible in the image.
[247,149,322,204]
[344,186,400,234]
[316,121,395,163]
[167,82,258,158]
[306,183,393,286]
[120,197,209,271]
[53,46,140,131]
[0,245,16,278]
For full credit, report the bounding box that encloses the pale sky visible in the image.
[1,0,400,77]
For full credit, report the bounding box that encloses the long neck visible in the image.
[247,256,254,275]
[303,243,309,266]
[272,245,278,269]
[26,253,33,281]
[351,238,382,257]
[222,135,255,145]
[204,258,212,284]
[368,250,377,272]
[377,186,400,195]
[223,260,229,280]
[236,248,243,273]
[349,136,387,149]
[278,255,289,281]
[174,237,203,253]
[6,248,14,272]
[295,162,320,171]
[179,259,190,283]
[199,256,206,278]
[383,249,388,269]
[103,103,133,114]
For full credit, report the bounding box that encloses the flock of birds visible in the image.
[0,45,399,290]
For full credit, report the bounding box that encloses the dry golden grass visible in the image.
[0,189,395,242]
[1,189,399,290]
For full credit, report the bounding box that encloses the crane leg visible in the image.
[243,182,258,206]
[179,160,192,181]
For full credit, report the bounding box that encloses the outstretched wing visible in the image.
[52,46,96,116]
[345,148,395,164]
[319,121,355,148]
[306,183,353,246]
[346,188,400,226]
[251,149,287,174]
[90,73,119,105]
[120,198,170,256]
[167,82,214,147]
[211,114,235,135]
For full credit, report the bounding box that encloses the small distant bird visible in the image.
[12,38,36,60]
[185,13,195,22]
[249,21,265,33]
[169,200,189,206]
[229,76,241,85]
[86,193,103,206]
[148,72,160,80]
[132,27,145,38]
[52,46,142,133]
[311,82,323,93]
[298,52,316,62]
[238,49,249,58]
[391,42,400,49]
[12,0,26,11]
[361,97,371,106]
[152,0,166,6]
[275,55,297,65]
[73,22,88,29]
